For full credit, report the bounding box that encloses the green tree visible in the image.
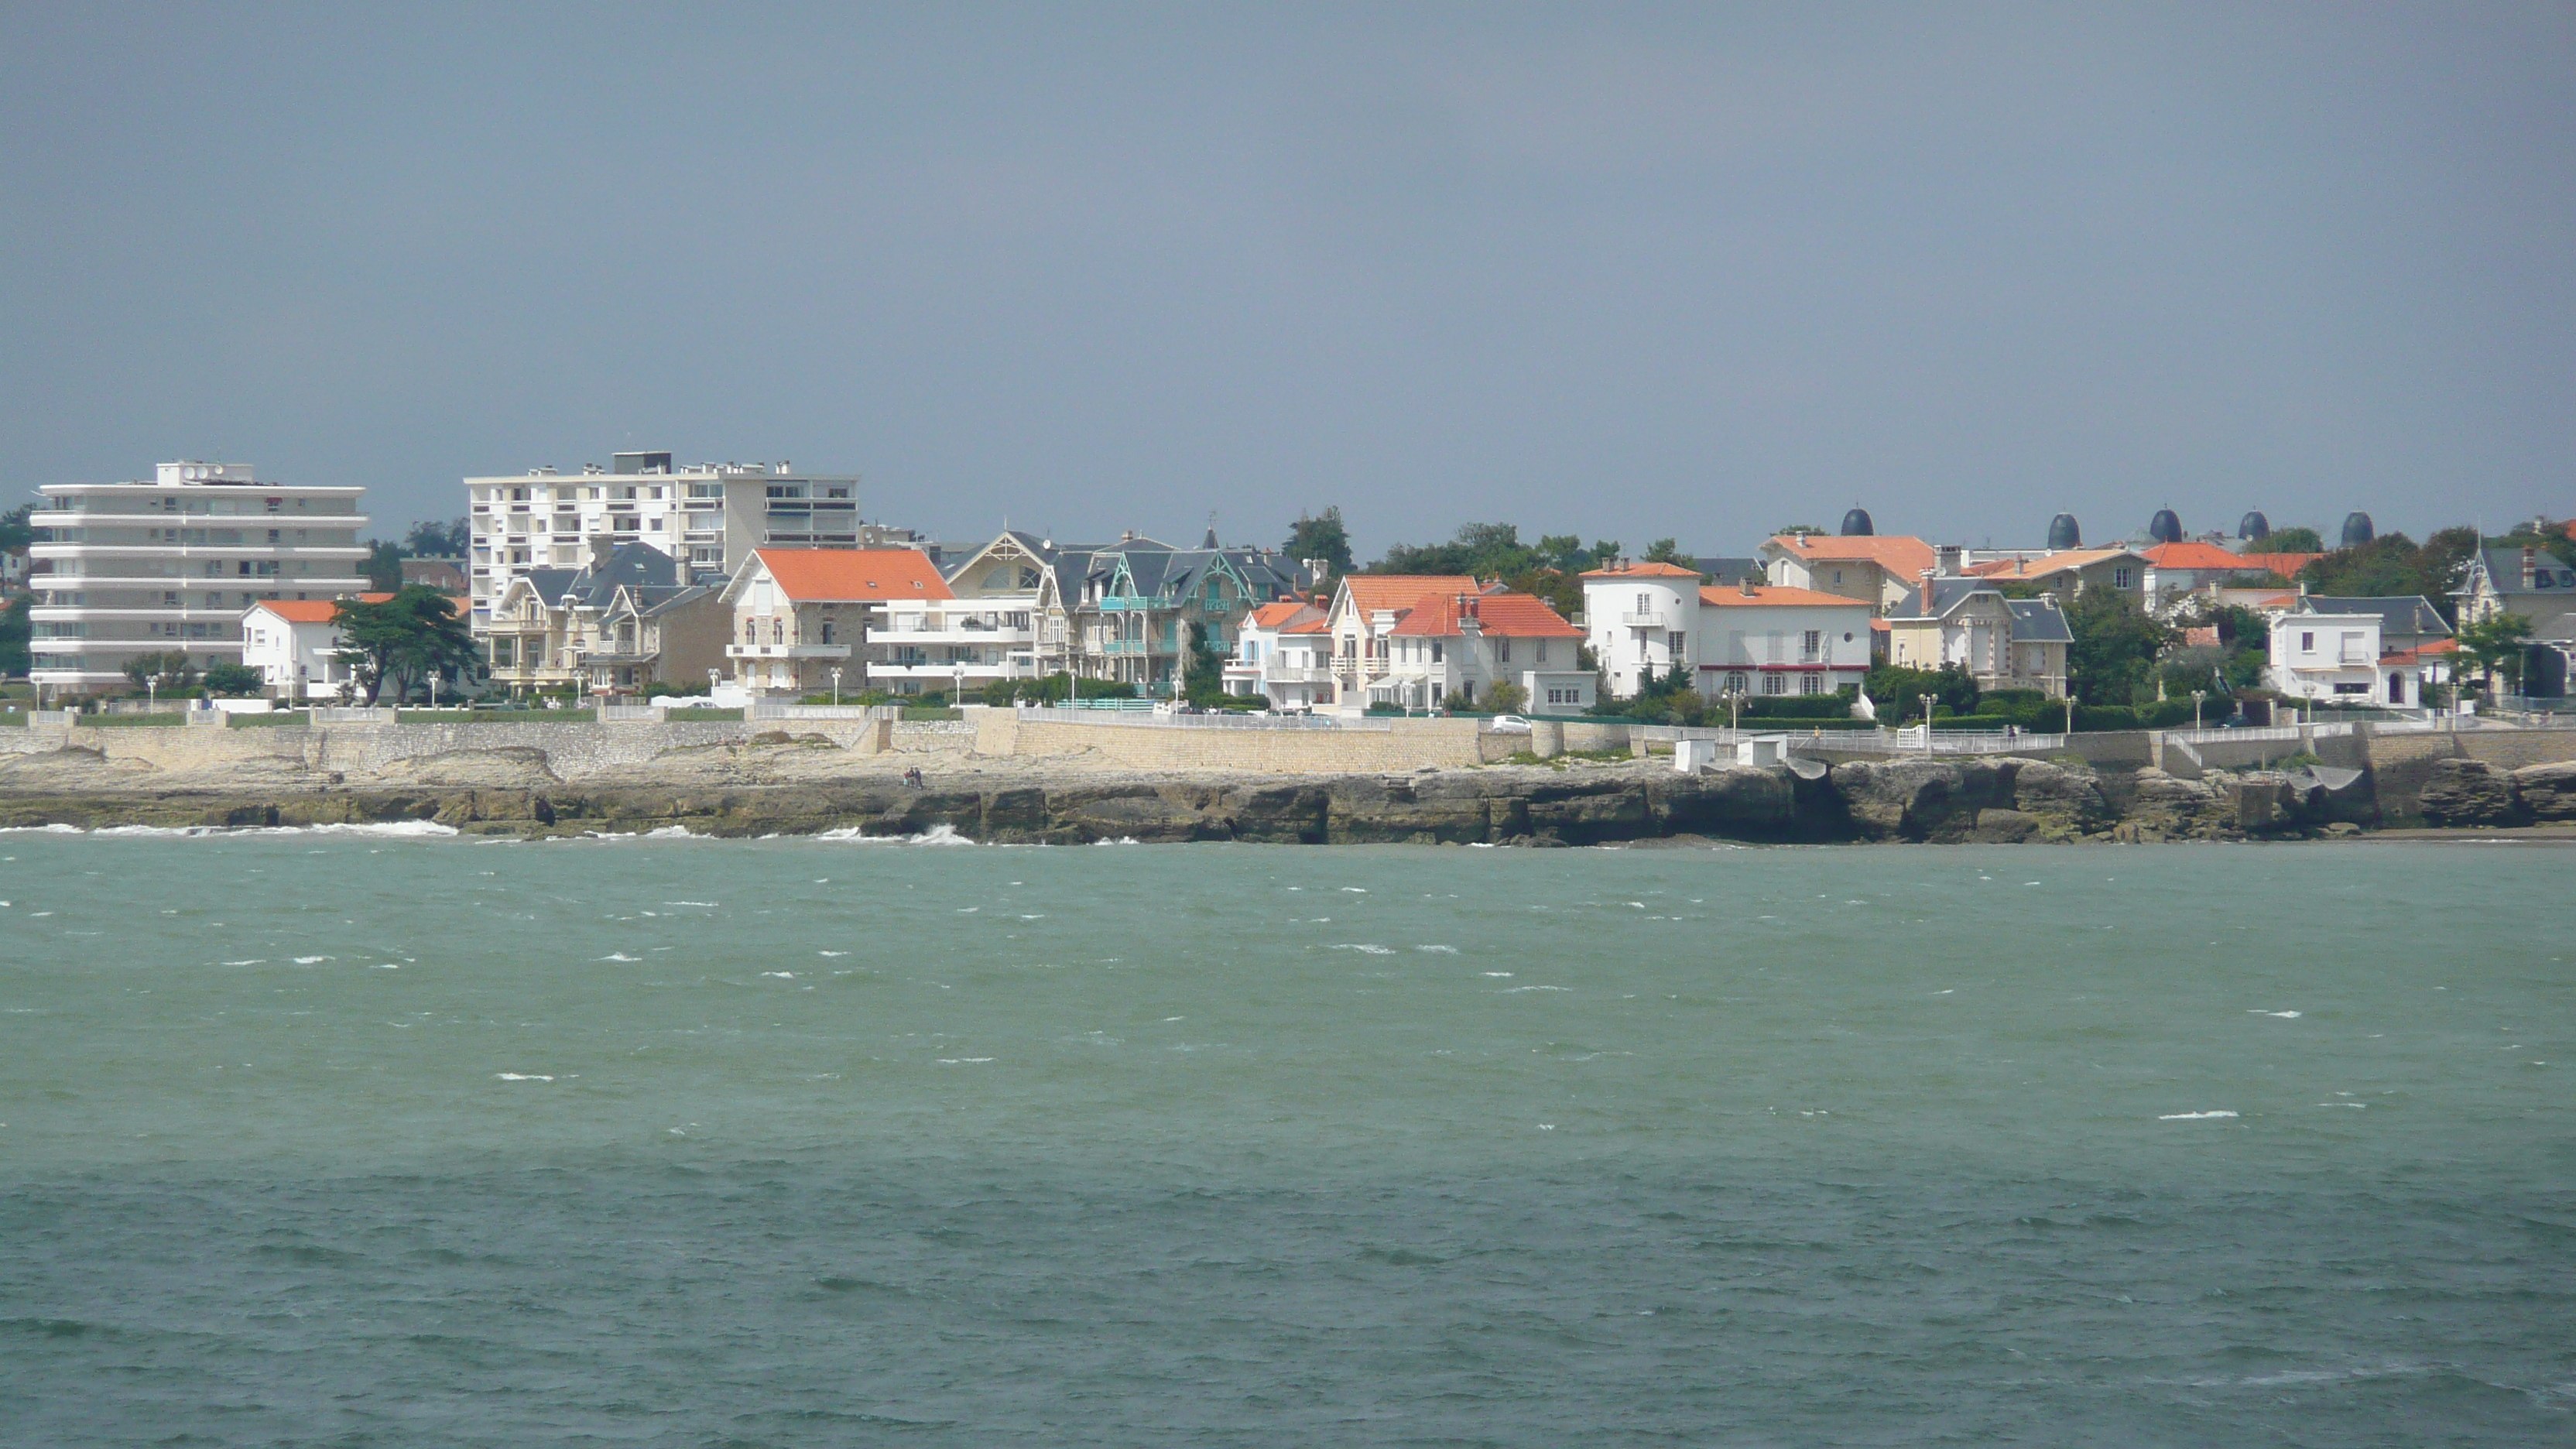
[2296,528,2478,621]
[2062,588,2175,705]
[403,518,471,557]
[1182,621,1228,707]
[1284,507,1355,578]
[122,650,197,696]
[2454,611,2535,698]
[1484,680,1528,714]
[0,501,34,554]
[2257,525,2324,553]
[2493,518,2576,570]
[0,592,28,677]
[1863,663,1980,721]
[333,587,478,704]
[203,660,266,697]
[361,539,406,591]
[1642,538,1687,565]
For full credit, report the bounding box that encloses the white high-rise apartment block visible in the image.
[27,462,368,701]
[464,450,864,624]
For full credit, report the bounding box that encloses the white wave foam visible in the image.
[1329,944,1395,955]
[761,971,795,979]
[495,1073,553,1082]
[1092,836,1139,846]
[818,950,848,957]
[222,959,265,966]
[663,900,718,907]
[1483,971,1512,977]
[2159,1110,2239,1120]
[645,825,697,838]
[0,824,80,834]
[601,952,639,962]
[1502,985,1573,993]
[934,1057,994,1064]
[1416,945,1459,954]
[813,823,977,846]
[2249,1009,2303,1019]
[292,955,331,964]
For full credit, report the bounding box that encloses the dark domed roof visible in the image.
[2339,512,2375,547]
[2047,513,2082,550]
[2238,510,2270,541]
[1838,508,1875,537]
[2147,509,2184,545]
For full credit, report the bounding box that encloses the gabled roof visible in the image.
[1968,547,2146,583]
[1886,576,1998,621]
[1760,533,1938,577]
[1694,557,1761,585]
[1246,601,1321,630]
[2297,594,2451,639]
[2143,542,2262,570]
[1581,560,1701,579]
[1386,591,1582,639]
[1699,584,1866,608]
[750,548,952,601]
[248,593,392,624]
[1340,574,1480,615]
[2463,546,2576,595]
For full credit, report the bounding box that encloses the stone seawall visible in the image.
[6,714,2575,844]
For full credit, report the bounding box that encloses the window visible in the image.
[1636,592,1651,615]
[1762,673,1786,695]
[2113,567,2132,589]
[1726,673,1747,694]
[1669,631,1687,663]
[1799,673,1823,695]
[1495,638,1510,663]
[1534,639,1549,663]
[2300,632,2314,653]
[1802,629,1821,659]
[772,619,785,644]
[1430,641,1444,663]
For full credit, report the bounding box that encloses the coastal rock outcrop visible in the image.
[2510,760,2576,820]
[2419,759,2519,826]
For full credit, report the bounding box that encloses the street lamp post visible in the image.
[829,666,842,707]
[2191,689,2205,729]
[1920,693,1935,755]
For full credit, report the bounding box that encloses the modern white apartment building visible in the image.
[464,450,864,624]
[27,461,368,701]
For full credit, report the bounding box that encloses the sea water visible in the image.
[0,830,2568,1446]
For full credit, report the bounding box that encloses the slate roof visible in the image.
[2463,547,2576,596]
[1884,577,1994,621]
[2298,594,2452,640]
[2006,599,2073,642]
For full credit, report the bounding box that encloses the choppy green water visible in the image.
[1,828,2570,1446]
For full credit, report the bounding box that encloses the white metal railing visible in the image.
[597,704,666,722]
[1788,727,2071,755]
[747,699,892,721]
[311,707,396,724]
[1013,706,1387,731]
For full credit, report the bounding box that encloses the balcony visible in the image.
[1101,639,1156,655]
[1621,610,1672,629]
[726,642,854,660]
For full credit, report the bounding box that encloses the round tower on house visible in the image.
[2147,509,2184,545]
[2047,513,2082,550]
[1838,507,1875,536]
[2238,510,2271,541]
[2340,512,2376,547]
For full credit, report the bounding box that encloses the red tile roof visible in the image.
[2235,552,2322,578]
[2143,542,2261,570]
[1969,548,2144,581]
[1246,601,1317,629]
[1698,584,1867,608]
[1386,591,1582,639]
[1763,533,1939,578]
[1340,575,1479,615]
[1580,560,1702,578]
[753,548,952,601]
[248,594,393,623]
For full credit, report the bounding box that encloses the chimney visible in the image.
[2523,546,2538,591]
[1919,568,1937,615]
[587,534,615,570]
[1937,543,1962,574]
[1738,575,1756,597]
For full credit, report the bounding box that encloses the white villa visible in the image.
[1375,590,1584,711]
[1581,562,1874,701]
[1226,600,1334,710]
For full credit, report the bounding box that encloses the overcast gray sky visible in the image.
[4,3,2570,555]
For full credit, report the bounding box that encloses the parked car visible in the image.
[1486,714,1533,734]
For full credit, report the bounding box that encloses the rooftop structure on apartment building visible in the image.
[26,461,370,701]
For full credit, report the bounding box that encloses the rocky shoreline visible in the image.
[2,750,2518,844]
